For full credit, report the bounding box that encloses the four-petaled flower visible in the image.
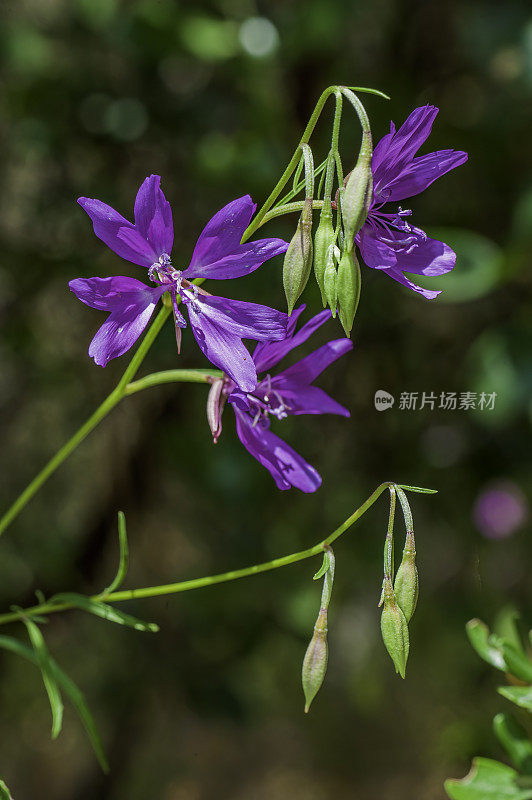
[357,105,468,298]
[208,306,352,492]
[70,175,289,392]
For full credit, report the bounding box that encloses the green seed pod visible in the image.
[302,607,328,713]
[341,130,373,245]
[380,578,410,678]
[323,244,339,317]
[393,531,418,622]
[313,200,336,306]
[337,248,361,336]
[283,198,313,315]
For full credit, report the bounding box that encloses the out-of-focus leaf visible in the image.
[22,619,63,739]
[495,608,525,654]
[493,713,532,774]
[466,619,506,670]
[417,228,503,302]
[0,635,109,773]
[50,593,159,633]
[0,779,13,799]
[103,511,129,594]
[502,644,532,684]
[445,757,532,799]
[499,687,532,713]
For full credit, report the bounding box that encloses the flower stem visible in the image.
[0,481,406,626]
[0,305,223,538]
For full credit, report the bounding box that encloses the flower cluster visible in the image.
[356,105,468,298]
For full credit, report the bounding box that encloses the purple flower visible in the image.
[356,106,468,299]
[70,175,289,392]
[209,306,352,492]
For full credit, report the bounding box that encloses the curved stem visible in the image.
[125,369,222,396]
[261,200,324,225]
[241,85,340,242]
[0,482,397,627]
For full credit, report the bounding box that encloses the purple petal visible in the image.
[185,300,258,393]
[378,150,468,203]
[253,306,332,374]
[185,196,260,278]
[233,408,322,492]
[78,198,156,267]
[372,106,439,199]
[270,383,350,417]
[185,292,288,340]
[272,338,353,386]
[133,175,174,257]
[69,277,167,366]
[358,224,456,276]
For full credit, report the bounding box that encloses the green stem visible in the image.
[125,369,222,396]
[323,91,343,201]
[261,200,324,225]
[0,482,397,626]
[241,85,340,242]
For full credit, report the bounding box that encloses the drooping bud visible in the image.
[283,198,313,315]
[336,248,361,336]
[380,577,410,678]
[341,129,373,246]
[323,254,338,317]
[302,607,328,713]
[206,378,226,444]
[313,200,336,306]
[393,531,418,622]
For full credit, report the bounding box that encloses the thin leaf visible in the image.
[466,619,506,671]
[22,619,63,739]
[498,687,532,712]
[313,552,330,581]
[0,635,109,773]
[493,713,532,774]
[51,593,158,633]
[396,484,438,495]
[503,643,532,684]
[0,780,13,799]
[104,511,130,594]
[345,86,391,100]
[445,757,532,800]
[494,607,525,654]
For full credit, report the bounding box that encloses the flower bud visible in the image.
[341,130,373,244]
[302,607,328,713]
[283,198,313,315]
[393,531,418,622]
[313,200,336,306]
[336,248,361,336]
[206,378,226,444]
[380,578,410,678]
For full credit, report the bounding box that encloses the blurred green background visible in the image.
[0,0,531,798]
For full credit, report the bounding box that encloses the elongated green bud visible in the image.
[341,129,373,246]
[283,198,313,315]
[337,248,361,336]
[313,200,336,306]
[393,531,418,622]
[302,607,328,713]
[323,245,339,316]
[380,578,410,678]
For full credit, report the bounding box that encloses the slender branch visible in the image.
[0,482,403,627]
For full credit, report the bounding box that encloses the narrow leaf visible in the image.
[466,619,506,671]
[493,713,532,774]
[313,552,330,581]
[503,643,532,683]
[445,757,532,800]
[0,780,13,799]
[396,484,438,495]
[104,511,130,594]
[22,619,63,739]
[51,593,158,633]
[0,635,109,773]
[498,686,532,712]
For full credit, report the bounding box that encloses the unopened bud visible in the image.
[313,201,336,306]
[283,198,313,315]
[206,378,226,444]
[302,607,328,713]
[393,531,418,622]
[337,248,361,336]
[341,130,373,244]
[380,578,409,678]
